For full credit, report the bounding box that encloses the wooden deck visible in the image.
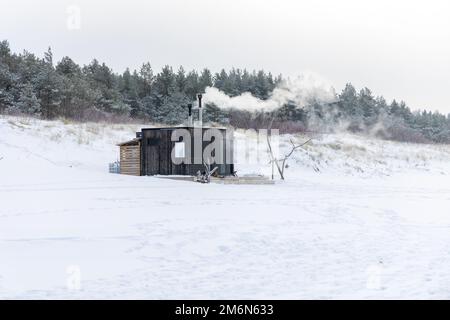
[210,175,275,185]
[155,175,275,185]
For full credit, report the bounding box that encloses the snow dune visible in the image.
[0,115,450,299]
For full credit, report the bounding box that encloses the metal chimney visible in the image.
[187,104,193,127]
[197,93,203,127]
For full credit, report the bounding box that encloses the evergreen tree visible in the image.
[0,63,14,112]
[213,69,228,92]
[389,100,401,117]
[139,62,154,97]
[358,87,377,126]
[254,70,271,99]
[338,83,361,130]
[17,83,40,114]
[199,68,213,92]
[339,83,359,116]
[0,41,15,112]
[44,47,53,65]
[56,56,81,77]
[34,48,63,119]
[175,66,187,93]
[154,65,176,97]
[1,39,450,143]
[0,40,12,67]
[185,70,200,100]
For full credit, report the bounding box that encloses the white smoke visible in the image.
[203,73,337,112]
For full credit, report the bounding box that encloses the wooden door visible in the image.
[146,141,160,175]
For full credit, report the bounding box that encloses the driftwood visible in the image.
[196,161,218,183]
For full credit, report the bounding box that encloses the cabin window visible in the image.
[174,142,185,158]
[147,138,159,146]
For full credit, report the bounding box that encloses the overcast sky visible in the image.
[2,0,450,113]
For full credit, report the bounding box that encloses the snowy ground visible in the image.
[1,115,450,299]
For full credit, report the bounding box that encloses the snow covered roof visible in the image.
[141,126,228,131]
[116,138,141,146]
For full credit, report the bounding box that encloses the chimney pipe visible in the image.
[197,93,203,127]
[187,104,193,127]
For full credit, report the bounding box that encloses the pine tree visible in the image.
[2,40,450,142]
[389,100,401,117]
[199,68,213,92]
[213,69,228,92]
[0,89,14,113]
[139,62,154,97]
[34,48,63,119]
[185,70,200,100]
[154,65,175,97]
[17,83,40,114]
[175,66,187,93]
[0,62,14,112]
[0,40,12,65]
[358,87,377,126]
[338,83,362,130]
[0,41,15,112]
[375,96,388,113]
[120,68,141,117]
[44,47,53,66]
[204,103,229,124]
[56,56,81,77]
[255,70,271,99]
[240,69,254,93]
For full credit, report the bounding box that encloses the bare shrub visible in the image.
[381,123,429,144]
[273,120,307,134]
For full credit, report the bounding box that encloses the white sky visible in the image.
[1,0,450,113]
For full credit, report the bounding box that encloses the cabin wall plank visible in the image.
[120,144,141,176]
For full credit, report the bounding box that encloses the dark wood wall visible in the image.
[141,127,234,176]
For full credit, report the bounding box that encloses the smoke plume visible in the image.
[203,73,337,112]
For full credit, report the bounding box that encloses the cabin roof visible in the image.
[116,138,141,146]
[117,126,230,146]
[141,126,228,131]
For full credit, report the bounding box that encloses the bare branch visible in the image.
[283,138,312,161]
[266,131,285,180]
[265,107,312,180]
[266,135,311,180]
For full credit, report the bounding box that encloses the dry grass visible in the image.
[49,132,62,142]
[7,119,27,130]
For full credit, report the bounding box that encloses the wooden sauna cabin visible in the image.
[116,93,235,177]
[116,127,235,177]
